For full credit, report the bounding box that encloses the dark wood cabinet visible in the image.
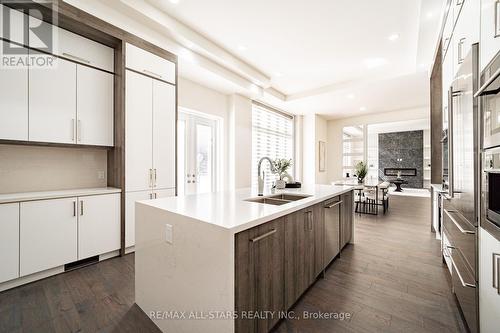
[235,217,285,333]
[324,197,341,267]
[235,190,352,333]
[340,191,353,249]
[283,208,310,309]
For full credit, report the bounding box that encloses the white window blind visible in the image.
[251,103,294,188]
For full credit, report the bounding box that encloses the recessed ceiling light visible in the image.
[388,33,400,41]
[347,93,355,99]
[426,11,434,19]
[363,57,388,69]
[360,107,367,111]
[238,45,248,51]
[169,0,180,4]
[275,72,283,77]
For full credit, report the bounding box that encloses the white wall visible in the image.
[301,114,329,185]
[228,94,253,189]
[327,107,429,182]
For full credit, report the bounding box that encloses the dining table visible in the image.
[333,178,384,215]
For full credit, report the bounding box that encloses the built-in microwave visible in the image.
[477,50,500,149]
[482,147,500,241]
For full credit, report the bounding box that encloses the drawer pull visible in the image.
[325,200,342,209]
[250,229,276,242]
[494,253,500,289]
[497,256,500,294]
[450,253,476,288]
[142,69,162,79]
[444,209,475,234]
[62,52,91,64]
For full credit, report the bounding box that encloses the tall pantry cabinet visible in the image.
[125,43,177,249]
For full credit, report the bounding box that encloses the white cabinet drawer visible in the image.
[20,198,78,276]
[0,40,28,141]
[77,66,114,146]
[28,16,114,72]
[58,28,114,72]
[126,43,175,84]
[0,203,19,283]
[480,0,500,71]
[78,194,120,260]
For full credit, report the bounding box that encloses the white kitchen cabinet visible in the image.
[443,6,455,59]
[480,0,500,71]
[126,70,153,191]
[0,4,26,45]
[153,80,176,190]
[453,0,480,76]
[58,28,114,72]
[125,190,150,248]
[0,203,19,283]
[77,66,114,146]
[126,43,176,84]
[479,228,500,332]
[78,193,120,260]
[20,198,78,276]
[29,55,77,144]
[0,41,28,141]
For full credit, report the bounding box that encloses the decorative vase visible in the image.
[276,179,286,189]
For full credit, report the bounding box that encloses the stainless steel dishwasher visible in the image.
[324,197,342,268]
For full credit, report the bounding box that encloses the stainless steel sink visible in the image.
[245,197,290,205]
[268,193,311,201]
[244,193,311,205]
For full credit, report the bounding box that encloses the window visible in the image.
[251,102,294,188]
[342,125,364,178]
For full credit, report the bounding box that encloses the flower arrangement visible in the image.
[273,158,293,181]
[355,161,368,183]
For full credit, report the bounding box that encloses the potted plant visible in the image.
[354,161,368,183]
[273,158,293,189]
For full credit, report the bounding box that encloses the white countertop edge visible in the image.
[139,185,354,234]
[0,187,122,204]
[430,183,447,193]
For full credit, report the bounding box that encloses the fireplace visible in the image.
[384,168,417,177]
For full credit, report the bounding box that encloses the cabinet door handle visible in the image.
[493,253,500,289]
[149,169,153,188]
[77,120,82,142]
[80,200,84,216]
[73,201,76,217]
[62,52,91,64]
[325,200,342,209]
[153,169,157,187]
[457,38,466,64]
[497,257,500,294]
[495,1,500,38]
[250,229,276,243]
[142,69,162,79]
[71,119,76,142]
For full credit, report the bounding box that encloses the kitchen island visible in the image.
[135,185,354,333]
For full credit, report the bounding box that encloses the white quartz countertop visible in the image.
[140,184,353,233]
[0,187,122,204]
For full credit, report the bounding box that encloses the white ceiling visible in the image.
[142,0,445,118]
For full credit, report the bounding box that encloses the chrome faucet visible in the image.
[257,157,275,196]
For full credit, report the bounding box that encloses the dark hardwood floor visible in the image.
[273,195,467,333]
[0,195,466,333]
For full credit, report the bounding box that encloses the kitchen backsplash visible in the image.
[0,144,107,194]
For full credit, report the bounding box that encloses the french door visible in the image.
[178,111,217,195]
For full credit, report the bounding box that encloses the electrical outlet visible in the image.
[97,171,105,180]
[165,224,173,244]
